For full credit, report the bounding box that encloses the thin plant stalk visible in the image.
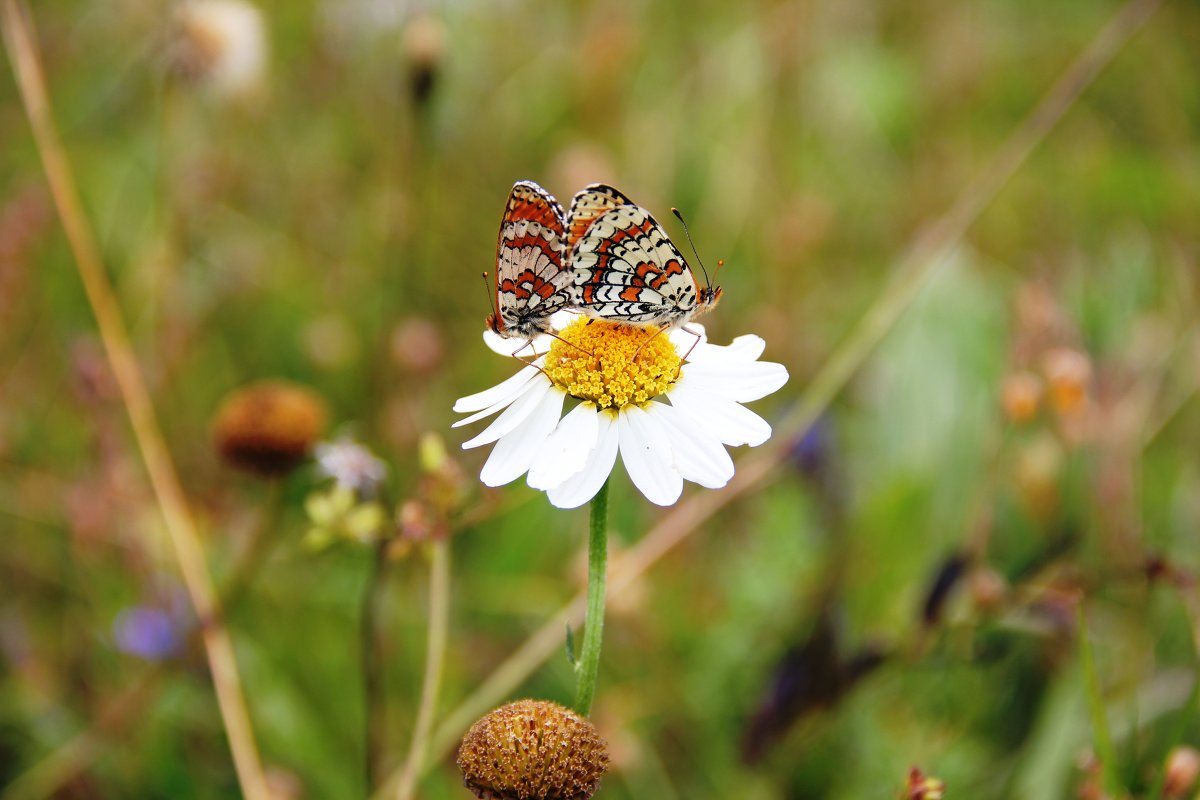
[574,481,609,716]
[0,3,270,798]
[395,538,452,800]
[362,538,391,794]
[369,3,1162,793]
[1077,605,1121,794]
[219,481,284,616]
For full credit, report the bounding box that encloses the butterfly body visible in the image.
[487,181,572,342]
[570,200,722,330]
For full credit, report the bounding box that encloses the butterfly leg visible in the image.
[544,329,594,356]
[631,324,669,363]
[656,325,703,379]
[506,340,554,380]
[678,325,704,362]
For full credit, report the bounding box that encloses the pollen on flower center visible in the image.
[544,318,681,410]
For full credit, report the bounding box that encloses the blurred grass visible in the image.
[3,0,1200,798]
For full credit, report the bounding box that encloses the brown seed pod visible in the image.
[212,380,328,477]
[457,699,609,800]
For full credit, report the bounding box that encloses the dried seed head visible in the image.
[213,380,328,477]
[457,699,609,800]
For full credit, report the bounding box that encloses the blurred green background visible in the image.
[2,0,1200,798]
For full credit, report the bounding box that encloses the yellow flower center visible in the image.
[544,318,681,410]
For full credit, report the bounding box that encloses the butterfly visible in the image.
[565,183,635,249]
[485,181,573,349]
[569,185,722,332]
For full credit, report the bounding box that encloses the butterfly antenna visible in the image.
[482,271,500,319]
[671,207,713,288]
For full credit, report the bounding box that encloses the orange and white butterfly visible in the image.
[485,181,572,348]
[569,184,722,331]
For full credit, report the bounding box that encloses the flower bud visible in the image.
[1042,347,1092,416]
[264,766,305,800]
[403,13,445,107]
[170,0,267,101]
[903,766,945,799]
[457,699,609,800]
[1163,745,1200,797]
[1013,431,1064,519]
[1001,371,1043,424]
[213,380,328,477]
[391,317,445,375]
[921,552,968,627]
[969,567,1008,613]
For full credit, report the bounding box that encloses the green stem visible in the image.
[574,481,609,716]
[219,481,282,616]
[1077,604,1120,795]
[395,538,451,800]
[1145,590,1200,800]
[362,539,390,794]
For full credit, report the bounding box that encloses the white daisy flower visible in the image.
[452,313,788,509]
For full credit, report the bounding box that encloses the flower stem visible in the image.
[395,538,451,800]
[574,480,609,716]
[362,539,390,794]
[219,481,283,616]
[1077,604,1120,795]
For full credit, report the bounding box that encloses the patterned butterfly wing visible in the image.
[491,181,571,340]
[565,183,635,250]
[571,204,702,328]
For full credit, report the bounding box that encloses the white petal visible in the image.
[483,329,555,357]
[668,324,707,353]
[479,388,565,487]
[549,309,578,330]
[453,363,542,413]
[481,330,532,357]
[461,379,552,449]
[453,385,535,429]
[669,383,772,447]
[678,360,789,403]
[650,403,734,489]
[685,334,767,364]
[618,404,683,506]
[547,412,619,509]
[527,403,599,491]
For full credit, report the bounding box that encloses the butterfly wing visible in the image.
[566,183,635,250]
[493,181,571,336]
[571,204,699,327]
